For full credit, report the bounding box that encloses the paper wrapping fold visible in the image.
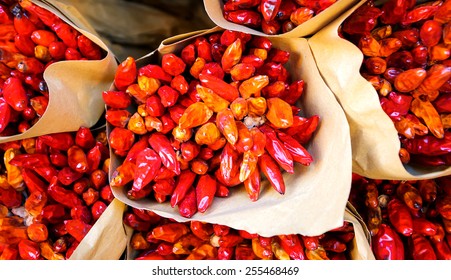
[69,199,128,260]
[203,0,359,38]
[124,206,375,260]
[308,0,451,180]
[344,202,375,260]
[109,27,352,237]
[0,0,117,144]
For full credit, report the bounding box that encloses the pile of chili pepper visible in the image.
[0,0,104,137]
[124,207,356,260]
[106,29,319,218]
[0,127,113,260]
[222,0,338,35]
[340,0,451,167]
[349,173,451,260]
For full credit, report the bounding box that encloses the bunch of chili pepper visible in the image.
[349,173,451,260]
[0,0,105,137]
[340,0,451,167]
[124,207,356,260]
[222,0,338,35]
[106,29,319,218]
[0,126,113,260]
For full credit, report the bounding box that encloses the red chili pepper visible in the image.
[276,131,313,166]
[387,198,414,236]
[38,132,74,151]
[21,168,45,193]
[224,10,262,29]
[196,174,216,213]
[259,125,294,173]
[161,53,186,76]
[47,176,83,208]
[148,132,180,176]
[123,212,151,232]
[0,98,11,134]
[18,240,41,260]
[170,169,197,207]
[2,77,28,112]
[402,132,451,156]
[139,64,173,83]
[258,153,285,194]
[178,186,197,218]
[219,142,240,184]
[77,34,102,60]
[65,219,92,243]
[199,72,239,102]
[130,148,161,195]
[261,0,282,22]
[412,217,437,236]
[341,3,382,35]
[67,145,89,173]
[410,233,437,260]
[8,153,51,169]
[278,234,306,260]
[372,223,405,260]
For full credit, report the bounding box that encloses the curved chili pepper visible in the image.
[219,142,240,183]
[258,153,285,194]
[412,217,437,236]
[199,72,239,102]
[243,166,261,202]
[221,38,242,73]
[178,187,197,218]
[276,131,313,166]
[195,174,216,213]
[2,77,28,112]
[259,124,294,173]
[388,198,414,236]
[372,223,405,260]
[47,176,83,208]
[396,182,423,211]
[131,147,161,195]
[148,132,180,176]
[170,169,197,207]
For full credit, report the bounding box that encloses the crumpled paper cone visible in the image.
[109,27,352,237]
[0,0,117,144]
[203,0,360,38]
[308,0,451,180]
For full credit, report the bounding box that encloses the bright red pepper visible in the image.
[148,132,180,176]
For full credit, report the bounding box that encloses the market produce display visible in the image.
[221,0,338,35]
[0,0,105,137]
[340,0,451,167]
[0,127,113,260]
[350,174,451,260]
[124,206,357,260]
[106,29,319,218]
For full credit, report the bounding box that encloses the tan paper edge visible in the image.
[69,199,127,260]
[109,28,352,237]
[344,207,375,260]
[308,0,451,180]
[0,0,117,143]
[203,0,360,38]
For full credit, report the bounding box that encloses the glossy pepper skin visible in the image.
[372,223,405,260]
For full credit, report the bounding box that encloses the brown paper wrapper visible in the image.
[0,0,117,144]
[109,27,352,237]
[345,202,375,260]
[69,199,128,260]
[308,0,451,180]
[203,0,360,38]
